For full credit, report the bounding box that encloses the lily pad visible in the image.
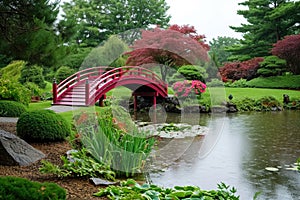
[265,167,279,172]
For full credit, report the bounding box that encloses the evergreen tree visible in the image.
[209,36,240,67]
[0,0,65,67]
[228,0,300,61]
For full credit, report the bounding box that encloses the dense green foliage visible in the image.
[55,66,76,83]
[228,0,300,61]
[257,56,287,77]
[0,0,66,68]
[59,0,170,47]
[232,96,282,112]
[74,106,155,177]
[0,60,25,81]
[0,79,31,105]
[81,35,129,69]
[0,176,66,200]
[19,65,46,89]
[0,101,27,117]
[94,179,240,200]
[169,65,208,84]
[40,148,116,180]
[17,109,71,142]
[209,36,240,66]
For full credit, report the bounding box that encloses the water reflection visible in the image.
[142,111,300,200]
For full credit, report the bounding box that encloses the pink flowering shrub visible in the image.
[172,80,206,98]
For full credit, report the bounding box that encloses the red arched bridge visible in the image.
[52,66,168,107]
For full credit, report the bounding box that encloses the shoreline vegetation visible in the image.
[1,87,300,199]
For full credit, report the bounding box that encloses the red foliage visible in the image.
[219,57,264,82]
[272,34,300,74]
[172,80,206,97]
[125,25,209,67]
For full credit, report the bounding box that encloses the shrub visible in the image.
[0,60,26,81]
[24,82,43,97]
[172,80,206,98]
[0,79,31,105]
[232,97,257,112]
[255,96,282,111]
[257,56,287,77]
[0,176,66,200]
[19,65,46,89]
[0,101,27,117]
[17,109,71,142]
[55,66,76,83]
[206,78,224,87]
[170,65,208,84]
[224,79,249,88]
[219,57,264,82]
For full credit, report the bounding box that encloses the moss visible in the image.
[0,176,66,200]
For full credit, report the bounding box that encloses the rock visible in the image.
[0,129,45,166]
[211,106,228,113]
[90,178,118,186]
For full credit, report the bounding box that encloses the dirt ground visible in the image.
[0,122,108,200]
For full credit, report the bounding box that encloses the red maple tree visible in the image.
[271,34,300,75]
[219,57,264,82]
[125,25,209,81]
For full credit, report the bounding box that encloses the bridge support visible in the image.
[132,91,158,123]
[99,94,106,107]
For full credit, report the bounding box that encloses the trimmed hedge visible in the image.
[17,109,71,142]
[0,101,27,117]
[0,176,66,200]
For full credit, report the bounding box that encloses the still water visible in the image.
[141,111,300,200]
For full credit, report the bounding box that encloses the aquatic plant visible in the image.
[94,179,240,199]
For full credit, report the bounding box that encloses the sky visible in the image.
[165,0,247,42]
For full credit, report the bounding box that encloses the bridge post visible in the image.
[99,94,106,107]
[153,93,157,123]
[85,79,90,106]
[52,78,57,104]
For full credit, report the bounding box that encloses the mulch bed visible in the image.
[0,121,108,200]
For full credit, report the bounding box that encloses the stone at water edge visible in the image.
[0,129,45,166]
[265,167,279,172]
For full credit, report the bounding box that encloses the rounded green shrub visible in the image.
[55,66,75,83]
[0,176,66,200]
[17,109,71,142]
[0,100,27,117]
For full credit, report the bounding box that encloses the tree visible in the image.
[272,34,300,74]
[257,55,287,77]
[169,65,208,84]
[81,35,129,69]
[125,25,209,81]
[0,0,65,67]
[209,36,240,66]
[59,0,170,48]
[228,0,300,60]
[219,57,264,82]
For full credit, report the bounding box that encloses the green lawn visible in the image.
[224,88,300,101]
[27,87,300,121]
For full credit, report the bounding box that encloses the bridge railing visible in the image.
[87,66,168,105]
[53,67,110,102]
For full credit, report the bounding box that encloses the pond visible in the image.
[138,110,300,200]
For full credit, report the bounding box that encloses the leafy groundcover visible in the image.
[94,179,240,200]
